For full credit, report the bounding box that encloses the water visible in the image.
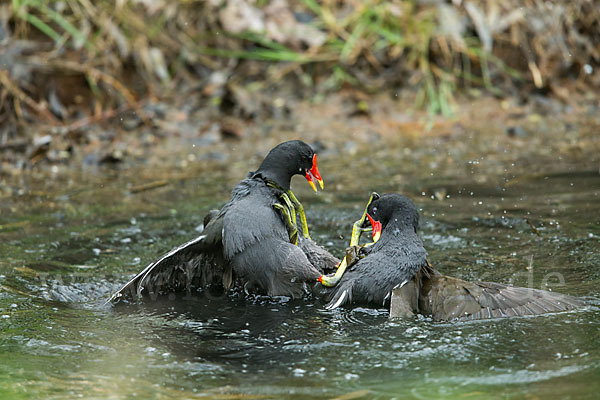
[1,144,599,399]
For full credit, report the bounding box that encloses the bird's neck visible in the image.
[252,168,290,190]
[381,220,415,242]
[254,155,294,190]
[371,223,421,257]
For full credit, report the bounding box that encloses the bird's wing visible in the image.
[107,235,212,303]
[419,271,583,321]
[223,185,326,297]
[201,208,225,249]
[321,251,388,310]
[222,187,288,259]
[107,210,227,304]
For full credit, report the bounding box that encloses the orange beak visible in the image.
[305,154,324,192]
[366,213,382,242]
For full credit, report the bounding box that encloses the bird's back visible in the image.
[222,179,289,259]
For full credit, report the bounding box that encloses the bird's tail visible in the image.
[323,280,354,310]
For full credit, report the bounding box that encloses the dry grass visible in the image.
[1,0,598,133]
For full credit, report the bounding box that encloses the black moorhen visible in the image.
[320,193,583,321]
[109,140,338,303]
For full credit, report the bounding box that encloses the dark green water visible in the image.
[1,145,599,399]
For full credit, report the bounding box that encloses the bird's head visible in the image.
[258,140,323,192]
[366,193,420,242]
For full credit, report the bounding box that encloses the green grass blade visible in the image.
[300,0,323,17]
[13,0,94,50]
[198,46,310,63]
[235,31,290,52]
[36,2,94,51]
[19,12,62,41]
[341,21,366,62]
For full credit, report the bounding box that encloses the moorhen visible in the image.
[109,140,338,303]
[319,193,583,321]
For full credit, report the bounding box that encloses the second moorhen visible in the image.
[320,193,583,321]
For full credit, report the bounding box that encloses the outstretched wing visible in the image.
[107,212,226,304]
[418,271,583,321]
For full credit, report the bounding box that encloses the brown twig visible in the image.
[129,180,170,194]
[0,139,28,151]
[25,58,137,104]
[524,217,541,236]
[0,70,61,125]
[65,99,146,131]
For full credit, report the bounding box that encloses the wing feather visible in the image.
[420,271,583,321]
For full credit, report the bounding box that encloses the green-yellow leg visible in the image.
[286,190,310,240]
[273,203,298,245]
[350,191,378,245]
[350,223,372,247]
[319,192,379,287]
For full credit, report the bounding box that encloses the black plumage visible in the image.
[322,193,584,321]
[109,140,338,303]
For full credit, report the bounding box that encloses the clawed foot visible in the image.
[318,245,363,287]
[350,191,380,246]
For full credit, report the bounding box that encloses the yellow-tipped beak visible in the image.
[305,154,323,192]
[317,177,324,190]
[305,171,323,193]
[373,231,381,243]
[367,213,382,243]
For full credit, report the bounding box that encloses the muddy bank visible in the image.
[2,0,600,173]
[1,91,599,224]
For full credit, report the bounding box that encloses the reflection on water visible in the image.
[1,151,599,399]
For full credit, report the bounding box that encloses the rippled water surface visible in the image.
[1,143,599,399]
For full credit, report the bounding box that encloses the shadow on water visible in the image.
[1,144,599,398]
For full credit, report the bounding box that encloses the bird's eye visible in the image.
[372,207,377,214]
